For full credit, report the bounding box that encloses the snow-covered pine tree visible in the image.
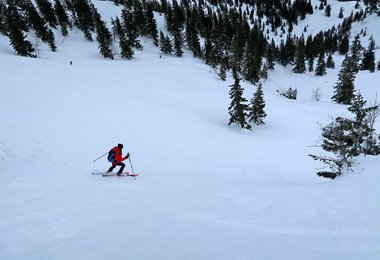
[332,54,356,105]
[228,69,251,130]
[248,83,267,125]
[347,92,380,155]
[309,116,356,179]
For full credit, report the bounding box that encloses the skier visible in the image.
[107,144,130,175]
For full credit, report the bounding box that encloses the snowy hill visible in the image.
[1,0,380,259]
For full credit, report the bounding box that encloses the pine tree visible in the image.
[112,17,134,59]
[228,69,251,130]
[308,56,314,72]
[248,83,267,125]
[265,43,275,70]
[159,31,173,54]
[325,4,331,17]
[332,55,356,105]
[338,7,344,18]
[339,34,349,55]
[309,116,357,179]
[377,59,380,71]
[326,53,335,69]
[35,0,58,28]
[315,52,326,76]
[26,3,57,52]
[173,30,183,57]
[93,8,114,59]
[218,62,227,81]
[54,0,71,36]
[72,0,95,41]
[121,7,142,50]
[185,13,202,58]
[6,5,36,57]
[145,3,159,46]
[292,37,306,73]
[361,38,376,72]
[350,34,362,73]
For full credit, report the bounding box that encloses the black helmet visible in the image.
[118,143,123,149]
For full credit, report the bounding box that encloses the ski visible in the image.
[92,171,129,175]
[102,172,139,177]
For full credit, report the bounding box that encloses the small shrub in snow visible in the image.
[277,88,297,100]
[312,87,322,101]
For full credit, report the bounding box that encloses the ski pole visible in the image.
[93,152,108,162]
[128,156,136,180]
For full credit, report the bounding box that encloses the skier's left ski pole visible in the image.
[93,152,108,162]
[128,156,136,180]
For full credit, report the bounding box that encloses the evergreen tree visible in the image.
[72,0,95,41]
[93,8,114,59]
[6,5,36,57]
[159,31,173,54]
[54,0,70,36]
[332,55,356,105]
[350,34,362,73]
[310,116,357,179]
[185,13,202,58]
[112,17,134,59]
[248,83,267,125]
[308,56,314,72]
[292,37,306,73]
[0,2,7,35]
[121,7,142,50]
[35,0,58,28]
[377,59,380,71]
[230,26,246,70]
[265,43,275,70]
[26,3,57,52]
[228,69,251,130]
[339,34,349,55]
[347,92,380,155]
[173,30,184,57]
[325,4,331,17]
[326,53,335,69]
[218,62,227,81]
[315,52,326,76]
[361,38,376,72]
[145,3,159,46]
[338,7,344,19]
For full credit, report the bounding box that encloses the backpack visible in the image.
[107,148,115,163]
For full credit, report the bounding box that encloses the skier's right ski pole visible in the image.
[93,152,108,162]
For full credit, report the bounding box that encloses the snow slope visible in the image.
[1,1,380,259]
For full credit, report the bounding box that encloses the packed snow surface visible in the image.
[1,1,380,259]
